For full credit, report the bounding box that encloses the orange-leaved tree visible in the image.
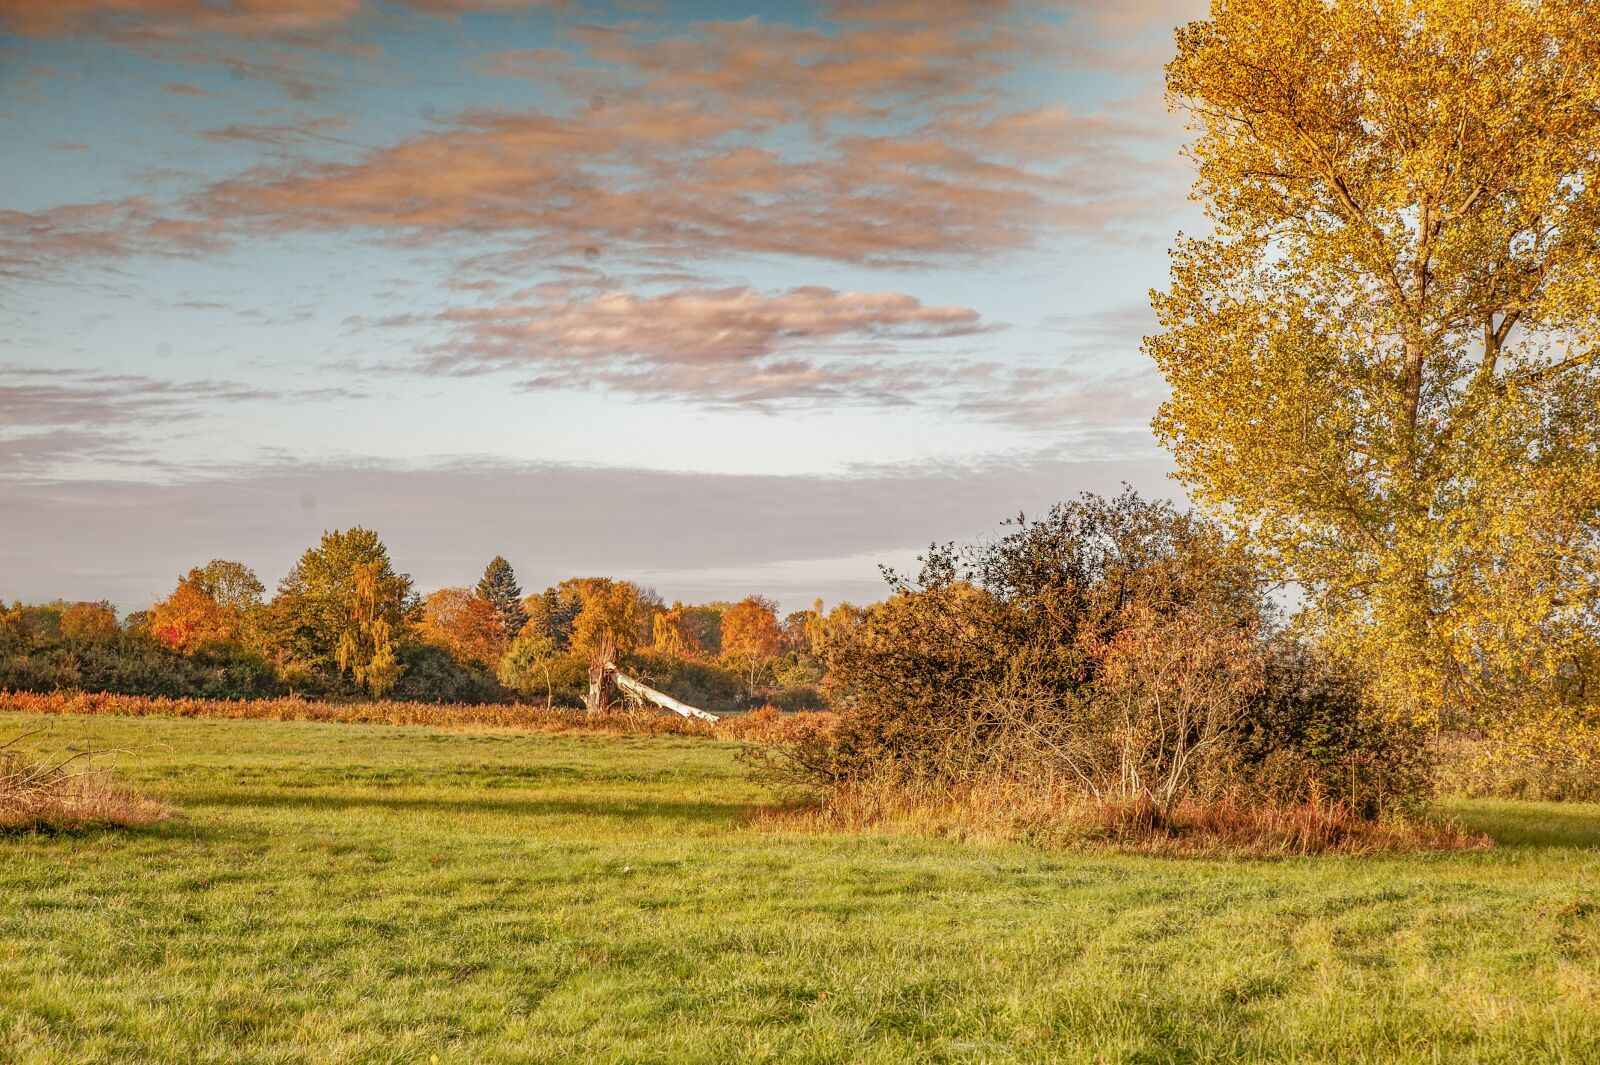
[720,595,783,700]
[150,560,265,653]
[419,587,507,669]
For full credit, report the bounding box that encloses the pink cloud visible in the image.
[178,8,1173,268]
[4,1,1191,329]
[432,286,986,365]
[393,285,993,405]
[367,282,1157,426]
[0,0,569,41]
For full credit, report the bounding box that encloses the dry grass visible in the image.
[1,733,170,832]
[0,690,834,742]
[752,775,1489,857]
[715,704,837,743]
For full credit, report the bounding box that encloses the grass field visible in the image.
[2,710,1598,1064]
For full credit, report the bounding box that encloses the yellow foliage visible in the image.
[566,578,650,661]
[1150,0,1600,726]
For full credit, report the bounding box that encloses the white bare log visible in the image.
[610,666,719,722]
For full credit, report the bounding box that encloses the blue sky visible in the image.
[1,0,1207,610]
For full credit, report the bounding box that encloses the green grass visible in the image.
[2,711,1597,1064]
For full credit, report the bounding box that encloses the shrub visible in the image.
[765,491,1441,849]
[623,651,745,714]
[1236,640,1434,816]
[391,643,514,704]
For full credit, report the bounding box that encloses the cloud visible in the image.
[386,283,1168,425]
[200,113,353,147]
[407,285,985,400]
[0,450,1175,610]
[0,366,274,425]
[0,0,570,42]
[163,81,224,97]
[0,199,227,278]
[6,3,1187,279]
[0,366,363,472]
[0,0,364,40]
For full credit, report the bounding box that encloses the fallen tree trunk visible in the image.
[608,663,720,723]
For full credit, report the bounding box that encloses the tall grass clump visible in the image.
[753,490,1467,855]
[1,732,170,831]
[1436,707,1600,802]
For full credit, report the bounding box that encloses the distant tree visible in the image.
[499,630,562,708]
[60,601,119,643]
[566,578,651,662]
[522,586,580,649]
[419,588,507,669]
[780,599,828,656]
[651,602,706,659]
[5,603,62,641]
[189,560,266,614]
[720,595,784,699]
[151,582,226,652]
[683,603,727,657]
[475,556,527,640]
[151,560,265,653]
[271,528,416,697]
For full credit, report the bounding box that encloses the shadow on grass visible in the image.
[188,787,748,826]
[1448,800,1600,849]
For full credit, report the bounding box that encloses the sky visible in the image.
[1,0,1209,612]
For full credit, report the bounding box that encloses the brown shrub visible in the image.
[1,735,170,832]
[717,705,837,744]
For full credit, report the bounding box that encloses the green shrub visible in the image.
[390,644,514,705]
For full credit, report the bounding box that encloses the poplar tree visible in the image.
[1148,0,1600,725]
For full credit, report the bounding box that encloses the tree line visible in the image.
[0,528,856,713]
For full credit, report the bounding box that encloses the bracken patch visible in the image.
[0,690,834,743]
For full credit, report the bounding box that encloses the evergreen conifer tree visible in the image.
[476,556,527,639]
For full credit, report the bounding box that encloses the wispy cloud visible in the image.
[4,1,1189,280]
[405,284,988,399]
[0,366,363,472]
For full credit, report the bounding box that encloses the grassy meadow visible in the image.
[2,709,1598,1064]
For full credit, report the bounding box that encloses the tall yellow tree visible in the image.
[566,578,650,662]
[1149,0,1600,725]
[720,595,783,700]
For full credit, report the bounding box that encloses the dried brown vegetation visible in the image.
[0,732,170,832]
[0,690,833,742]
[754,492,1461,855]
[753,775,1487,857]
